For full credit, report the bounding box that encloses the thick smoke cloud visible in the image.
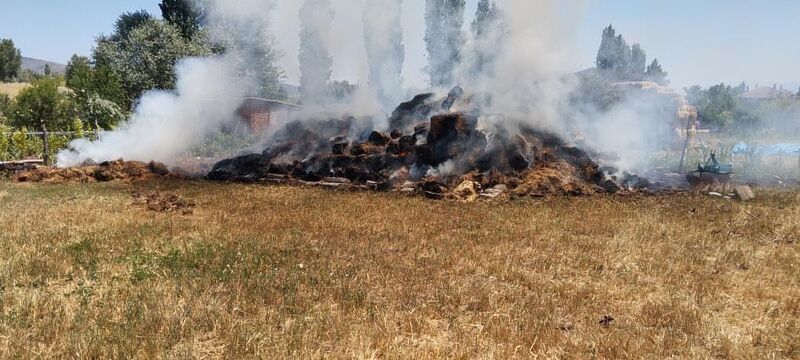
[363,0,405,110]
[58,0,680,176]
[299,0,335,106]
[201,0,284,99]
[471,0,578,134]
[57,57,244,166]
[58,0,278,166]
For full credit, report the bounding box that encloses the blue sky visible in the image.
[1,0,798,91]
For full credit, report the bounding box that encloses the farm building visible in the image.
[236,98,301,134]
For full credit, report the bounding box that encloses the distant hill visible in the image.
[21,57,66,75]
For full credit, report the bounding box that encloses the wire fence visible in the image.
[0,129,96,163]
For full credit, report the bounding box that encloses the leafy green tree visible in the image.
[79,94,126,130]
[203,5,284,100]
[10,78,74,164]
[65,55,93,94]
[112,10,154,41]
[596,25,616,71]
[299,0,334,105]
[472,0,498,39]
[645,58,668,84]
[615,35,631,73]
[160,0,203,40]
[733,82,748,95]
[697,84,735,127]
[425,0,466,87]
[94,20,212,107]
[66,55,126,107]
[629,43,646,76]
[0,39,22,82]
[596,26,631,73]
[684,85,703,106]
[0,94,12,124]
[65,55,127,129]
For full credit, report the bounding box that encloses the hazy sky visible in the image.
[1,0,798,91]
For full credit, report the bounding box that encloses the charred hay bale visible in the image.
[350,143,385,156]
[399,135,416,153]
[331,141,351,155]
[557,146,605,184]
[148,161,170,176]
[414,123,429,138]
[207,154,271,181]
[618,172,651,190]
[298,158,332,181]
[368,131,392,146]
[322,154,356,170]
[424,113,478,166]
[362,154,408,174]
[343,166,382,183]
[389,93,437,131]
[386,137,417,155]
[476,169,510,189]
[420,178,448,199]
[601,179,622,193]
[386,141,401,155]
[442,86,465,111]
[476,134,535,173]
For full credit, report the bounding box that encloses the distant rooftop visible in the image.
[741,86,793,100]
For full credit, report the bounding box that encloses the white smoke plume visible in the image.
[57,0,682,177]
[464,0,579,134]
[299,0,335,106]
[363,0,405,110]
[57,0,278,167]
[57,57,245,166]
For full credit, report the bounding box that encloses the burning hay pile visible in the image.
[208,88,650,199]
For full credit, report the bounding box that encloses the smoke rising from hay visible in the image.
[58,0,279,167]
[57,57,245,166]
[58,0,684,179]
[363,0,405,110]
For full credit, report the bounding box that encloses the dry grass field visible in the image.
[0,179,798,359]
[0,82,30,98]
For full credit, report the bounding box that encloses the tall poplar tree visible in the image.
[299,0,334,105]
[425,0,465,88]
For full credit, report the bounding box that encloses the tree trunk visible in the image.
[40,119,50,166]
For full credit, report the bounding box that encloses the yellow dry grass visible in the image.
[0,82,30,98]
[0,179,798,359]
